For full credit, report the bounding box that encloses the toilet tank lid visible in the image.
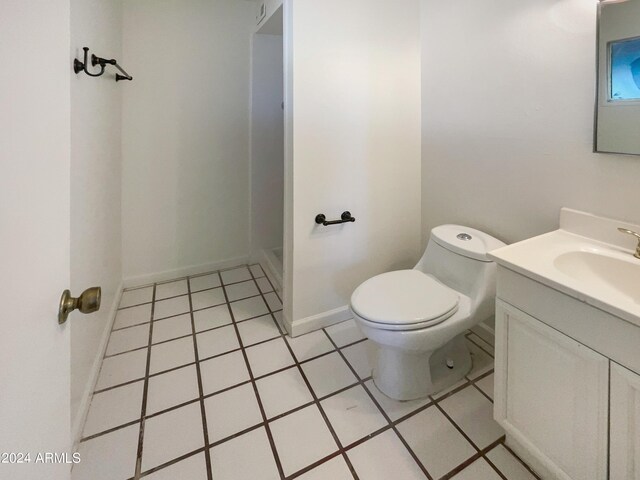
[431,225,506,262]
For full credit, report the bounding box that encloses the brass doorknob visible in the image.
[58,287,102,325]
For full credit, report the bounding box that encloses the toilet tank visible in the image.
[414,225,506,321]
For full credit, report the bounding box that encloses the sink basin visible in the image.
[488,208,640,326]
[554,251,640,305]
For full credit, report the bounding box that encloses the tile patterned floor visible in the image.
[72,264,540,480]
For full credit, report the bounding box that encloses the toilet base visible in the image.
[372,334,471,401]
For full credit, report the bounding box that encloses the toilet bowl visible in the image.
[350,225,505,401]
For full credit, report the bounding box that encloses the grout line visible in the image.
[466,334,495,359]
[320,328,435,480]
[439,437,505,480]
[280,343,360,478]
[186,277,214,480]
[93,377,146,395]
[219,270,286,480]
[247,267,360,480]
[500,442,542,480]
[138,446,206,478]
[80,419,141,443]
[117,300,153,311]
[91,264,530,480]
[133,284,156,479]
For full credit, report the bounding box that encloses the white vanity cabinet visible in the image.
[488,209,640,480]
[494,301,609,480]
[610,363,640,480]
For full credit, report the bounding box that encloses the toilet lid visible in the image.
[350,270,459,328]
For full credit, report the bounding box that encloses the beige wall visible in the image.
[421,0,640,248]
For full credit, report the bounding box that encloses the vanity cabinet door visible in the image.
[494,301,609,480]
[610,363,640,480]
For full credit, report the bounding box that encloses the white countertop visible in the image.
[488,208,640,328]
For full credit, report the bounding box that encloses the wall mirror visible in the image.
[596,0,640,155]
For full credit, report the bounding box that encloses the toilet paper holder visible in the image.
[315,211,356,226]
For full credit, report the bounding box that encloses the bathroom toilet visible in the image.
[350,225,505,401]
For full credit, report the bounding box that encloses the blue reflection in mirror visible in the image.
[610,36,640,101]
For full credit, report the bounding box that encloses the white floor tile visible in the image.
[226,280,259,302]
[249,264,266,278]
[113,303,152,329]
[73,424,139,480]
[476,374,494,400]
[256,367,314,419]
[145,453,208,480]
[231,296,269,321]
[196,324,239,359]
[210,427,279,480]
[205,383,262,443]
[154,295,190,320]
[301,352,358,398]
[146,365,199,415]
[141,402,204,471]
[286,330,334,362]
[321,385,387,446]
[347,430,425,480]
[152,314,193,344]
[83,381,143,437]
[297,456,353,480]
[105,323,149,356]
[486,445,537,480]
[365,380,431,421]
[155,280,188,300]
[326,319,366,347]
[200,350,250,395]
[467,340,494,380]
[256,276,273,294]
[451,458,501,480]
[341,340,374,379]
[264,292,282,312]
[396,405,476,479]
[433,378,471,401]
[95,348,147,390]
[119,287,153,309]
[439,385,504,449]
[193,304,232,332]
[189,273,221,292]
[191,287,226,311]
[237,314,280,346]
[221,266,252,285]
[149,337,195,375]
[246,338,295,377]
[270,405,338,476]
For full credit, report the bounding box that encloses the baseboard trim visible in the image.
[471,320,496,347]
[259,249,283,294]
[123,255,250,288]
[71,280,123,451]
[288,305,352,337]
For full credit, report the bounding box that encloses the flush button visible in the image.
[457,233,472,241]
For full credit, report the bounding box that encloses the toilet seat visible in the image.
[350,270,459,331]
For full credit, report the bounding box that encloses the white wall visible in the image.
[251,33,284,255]
[122,0,256,283]
[286,0,422,334]
[421,0,640,248]
[70,0,123,443]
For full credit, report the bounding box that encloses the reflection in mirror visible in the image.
[596,0,640,155]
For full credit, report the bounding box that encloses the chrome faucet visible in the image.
[617,228,640,259]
